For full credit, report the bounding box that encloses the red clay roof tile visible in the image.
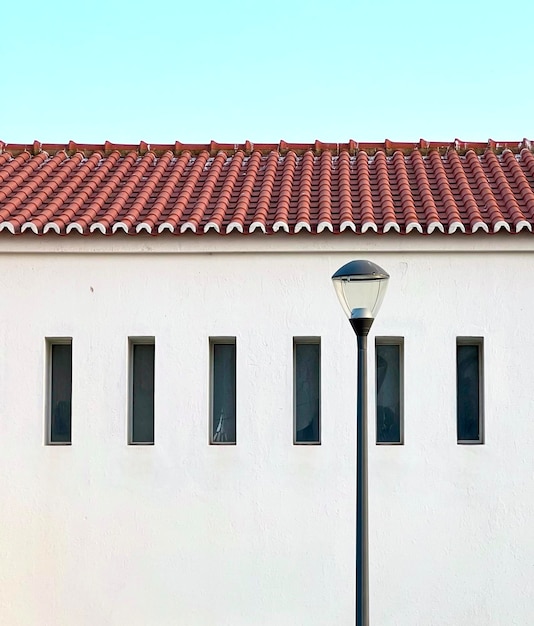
[1,140,534,235]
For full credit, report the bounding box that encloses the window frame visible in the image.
[209,337,237,446]
[128,336,156,446]
[375,336,404,446]
[293,336,321,445]
[456,337,484,445]
[45,337,73,446]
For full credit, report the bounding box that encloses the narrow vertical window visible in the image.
[294,338,320,444]
[457,338,484,444]
[210,339,236,444]
[48,339,72,444]
[376,338,403,444]
[130,339,155,445]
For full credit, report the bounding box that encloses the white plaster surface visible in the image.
[0,233,533,625]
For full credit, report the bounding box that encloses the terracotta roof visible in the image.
[1,140,534,235]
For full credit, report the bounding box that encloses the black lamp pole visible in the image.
[350,316,374,626]
[332,259,389,626]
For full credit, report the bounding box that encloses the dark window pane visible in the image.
[295,342,320,443]
[132,343,155,443]
[212,343,236,444]
[457,343,481,442]
[376,343,402,444]
[50,343,72,443]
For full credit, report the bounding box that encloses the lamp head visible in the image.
[331,260,389,320]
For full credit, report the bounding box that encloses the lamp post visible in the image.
[332,260,389,626]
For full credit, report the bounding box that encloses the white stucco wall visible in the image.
[0,233,533,625]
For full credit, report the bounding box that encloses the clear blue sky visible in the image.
[2,0,533,143]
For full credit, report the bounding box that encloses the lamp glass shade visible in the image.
[332,260,389,319]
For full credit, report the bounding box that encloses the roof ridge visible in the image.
[0,139,532,158]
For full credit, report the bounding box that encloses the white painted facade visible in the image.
[0,233,533,625]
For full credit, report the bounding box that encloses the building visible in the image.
[0,139,533,625]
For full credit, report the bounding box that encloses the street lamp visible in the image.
[332,260,390,626]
